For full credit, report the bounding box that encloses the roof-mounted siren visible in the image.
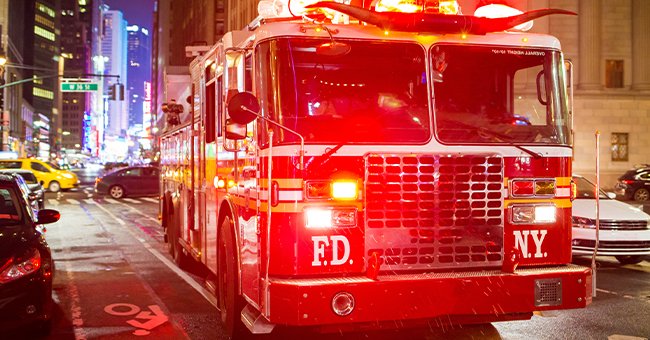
[305,1,576,34]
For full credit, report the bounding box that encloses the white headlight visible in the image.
[511,204,556,224]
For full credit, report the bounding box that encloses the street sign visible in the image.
[61,82,99,92]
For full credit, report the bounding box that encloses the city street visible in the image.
[16,174,650,340]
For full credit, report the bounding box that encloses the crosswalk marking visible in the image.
[45,197,158,206]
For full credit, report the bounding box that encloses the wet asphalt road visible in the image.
[14,168,650,339]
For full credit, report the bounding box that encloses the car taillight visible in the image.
[0,249,42,284]
[621,179,635,185]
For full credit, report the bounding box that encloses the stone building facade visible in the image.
[455,0,650,187]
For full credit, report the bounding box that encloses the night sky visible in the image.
[105,0,155,30]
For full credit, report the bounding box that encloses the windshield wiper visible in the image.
[439,118,543,159]
[476,128,543,159]
[305,143,346,170]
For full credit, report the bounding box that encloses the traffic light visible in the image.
[117,83,124,100]
[108,84,116,100]
[107,83,124,101]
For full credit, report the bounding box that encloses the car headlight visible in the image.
[62,173,75,179]
[572,216,596,229]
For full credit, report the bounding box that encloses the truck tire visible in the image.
[218,216,248,339]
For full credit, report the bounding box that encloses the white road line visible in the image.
[48,199,60,206]
[104,198,119,204]
[92,203,217,309]
[66,199,80,205]
[123,198,141,204]
[83,199,96,205]
[141,197,159,203]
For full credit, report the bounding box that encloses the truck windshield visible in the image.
[255,38,430,144]
[431,44,571,145]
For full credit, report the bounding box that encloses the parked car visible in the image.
[572,175,650,264]
[615,166,650,201]
[0,173,61,335]
[0,158,79,192]
[0,170,45,209]
[95,166,159,199]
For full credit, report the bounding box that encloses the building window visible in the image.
[34,26,56,41]
[611,132,628,162]
[37,2,56,17]
[33,87,54,100]
[605,60,624,88]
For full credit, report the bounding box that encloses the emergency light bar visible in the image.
[474,4,533,31]
[306,2,576,35]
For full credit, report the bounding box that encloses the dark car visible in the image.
[0,173,60,335]
[95,166,159,199]
[615,166,650,201]
[0,169,45,209]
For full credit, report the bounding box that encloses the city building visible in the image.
[100,7,128,159]
[60,0,92,154]
[126,24,150,128]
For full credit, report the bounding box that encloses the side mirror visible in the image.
[227,92,260,125]
[225,118,247,140]
[37,209,60,225]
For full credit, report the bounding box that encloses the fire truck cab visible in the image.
[159,0,591,337]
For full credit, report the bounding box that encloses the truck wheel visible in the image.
[48,181,61,193]
[633,188,649,201]
[218,216,248,339]
[615,255,644,265]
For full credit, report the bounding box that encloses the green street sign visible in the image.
[61,82,99,92]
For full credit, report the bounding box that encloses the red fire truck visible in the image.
[159,0,591,337]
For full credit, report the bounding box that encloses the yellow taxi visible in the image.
[0,158,79,192]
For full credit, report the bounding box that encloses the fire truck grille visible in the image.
[364,154,504,271]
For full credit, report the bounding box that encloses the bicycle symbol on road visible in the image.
[104,303,169,336]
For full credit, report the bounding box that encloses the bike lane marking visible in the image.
[93,203,219,308]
